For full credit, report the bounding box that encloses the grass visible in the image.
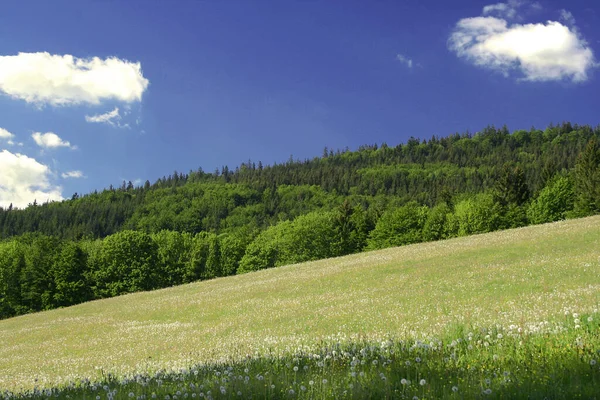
[1,216,599,398]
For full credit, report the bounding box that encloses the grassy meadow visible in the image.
[1,216,599,399]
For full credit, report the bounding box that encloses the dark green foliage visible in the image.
[0,241,26,317]
[494,165,530,206]
[20,235,62,311]
[573,138,600,216]
[52,242,90,307]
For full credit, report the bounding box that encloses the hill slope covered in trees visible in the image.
[1,122,600,319]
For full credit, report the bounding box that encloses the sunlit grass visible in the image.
[1,216,599,398]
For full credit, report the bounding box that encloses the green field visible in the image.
[1,216,600,398]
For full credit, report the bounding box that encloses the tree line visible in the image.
[1,123,599,319]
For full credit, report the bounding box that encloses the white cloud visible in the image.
[0,52,149,106]
[448,8,596,82]
[0,149,63,209]
[61,170,84,179]
[0,127,15,140]
[32,132,76,149]
[483,1,521,19]
[85,107,129,128]
[396,54,414,68]
[559,9,576,26]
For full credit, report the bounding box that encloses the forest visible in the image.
[1,122,599,319]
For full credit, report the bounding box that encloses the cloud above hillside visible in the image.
[85,107,129,128]
[448,3,596,82]
[0,52,149,106]
[0,150,63,209]
[32,132,76,149]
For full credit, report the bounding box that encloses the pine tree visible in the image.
[574,138,600,215]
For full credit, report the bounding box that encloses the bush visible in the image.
[453,193,502,236]
[92,230,159,297]
[527,175,575,224]
[238,211,339,273]
[366,202,429,250]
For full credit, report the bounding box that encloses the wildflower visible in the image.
[484,388,492,395]
[309,380,314,386]
[452,386,458,392]
[413,397,419,400]
[129,393,135,398]
[588,316,593,322]
[303,365,309,371]
[237,392,242,397]
[96,397,101,400]
[419,379,426,386]
[293,366,298,372]
[323,379,328,384]
[574,319,580,324]
[485,378,491,385]
[372,360,378,365]
[300,385,306,391]
[591,360,597,366]
[289,389,295,395]
[415,357,421,363]
[405,361,411,366]
[271,384,276,390]
[497,333,503,339]
[220,387,226,395]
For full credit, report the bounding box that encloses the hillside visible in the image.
[2,124,600,321]
[1,215,599,393]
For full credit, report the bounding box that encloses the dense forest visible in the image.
[1,122,600,319]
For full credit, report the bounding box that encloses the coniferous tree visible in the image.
[573,138,600,216]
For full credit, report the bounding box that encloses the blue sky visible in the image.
[0,0,598,208]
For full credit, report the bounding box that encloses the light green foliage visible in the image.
[366,201,429,250]
[422,202,452,241]
[453,192,503,236]
[238,211,340,273]
[218,227,258,276]
[527,175,575,224]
